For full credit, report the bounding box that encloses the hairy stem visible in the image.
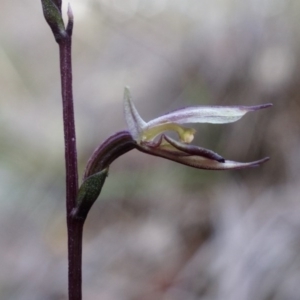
[58,14,82,300]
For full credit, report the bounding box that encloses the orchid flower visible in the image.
[124,87,271,170]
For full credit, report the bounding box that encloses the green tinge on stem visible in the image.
[71,169,109,220]
[52,0,62,11]
[41,0,66,42]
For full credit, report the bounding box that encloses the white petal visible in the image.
[123,87,147,140]
[147,104,272,127]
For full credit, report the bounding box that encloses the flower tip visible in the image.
[124,86,131,97]
[66,2,74,35]
[263,103,273,108]
[250,156,270,168]
[67,3,74,21]
[248,103,273,111]
[123,86,147,140]
[124,86,133,105]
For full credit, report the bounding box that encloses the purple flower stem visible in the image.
[58,20,83,300]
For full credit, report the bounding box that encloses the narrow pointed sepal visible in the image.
[71,169,109,220]
[123,87,147,140]
[136,143,269,170]
[174,156,270,170]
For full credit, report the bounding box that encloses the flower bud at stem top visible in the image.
[41,0,66,43]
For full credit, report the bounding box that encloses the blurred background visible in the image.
[1,0,300,299]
